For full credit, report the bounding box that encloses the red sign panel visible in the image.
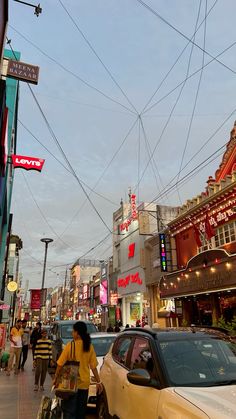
[118,272,142,288]
[30,289,41,309]
[128,243,135,258]
[12,154,45,172]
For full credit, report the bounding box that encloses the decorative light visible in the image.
[215,258,219,263]
[210,267,216,273]
[177,277,181,282]
[226,262,231,269]
[196,271,200,277]
[185,274,189,279]
[170,282,174,286]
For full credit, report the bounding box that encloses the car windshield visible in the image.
[159,337,236,387]
[61,323,97,339]
[91,336,116,357]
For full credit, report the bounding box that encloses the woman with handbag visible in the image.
[53,321,102,419]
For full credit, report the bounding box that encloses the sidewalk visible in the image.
[0,350,53,419]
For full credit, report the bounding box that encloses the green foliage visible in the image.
[216,315,236,335]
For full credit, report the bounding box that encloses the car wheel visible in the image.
[97,393,110,419]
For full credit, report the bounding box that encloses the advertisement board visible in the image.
[130,302,141,321]
[30,289,41,309]
[100,280,108,305]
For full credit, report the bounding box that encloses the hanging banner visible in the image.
[0,324,6,349]
[7,59,40,84]
[12,154,45,172]
[30,289,41,309]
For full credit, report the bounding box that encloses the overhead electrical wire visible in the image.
[8,25,137,116]
[135,0,203,193]
[135,0,236,76]
[59,0,139,115]
[141,0,218,114]
[176,0,208,203]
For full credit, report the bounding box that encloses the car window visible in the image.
[60,322,96,339]
[91,336,116,357]
[130,337,155,376]
[159,338,236,387]
[113,337,132,366]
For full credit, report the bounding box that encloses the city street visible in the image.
[0,352,97,419]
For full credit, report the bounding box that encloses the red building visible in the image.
[161,122,236,326]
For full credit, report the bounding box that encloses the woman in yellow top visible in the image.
[54,321,102,419]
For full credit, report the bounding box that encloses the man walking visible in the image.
[18,319,30,371]
[7,319,23,376]
[34,328,53,391]
[30,321,42,365]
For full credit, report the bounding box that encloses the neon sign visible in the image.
[128,243,135,258]
[159,234,167,272]
[119,194,138,232]
[118,272,142,288]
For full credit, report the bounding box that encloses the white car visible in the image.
[88,332,117,406]
[98,327,236,419]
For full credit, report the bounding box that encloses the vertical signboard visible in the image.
[30,289,41,309]
[0,323,6,349]
[159,233,167,272]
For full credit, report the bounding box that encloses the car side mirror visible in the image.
[127,369,160,388]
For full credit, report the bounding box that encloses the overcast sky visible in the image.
[7,0,236,289]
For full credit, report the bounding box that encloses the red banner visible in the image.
[12,154,45,172]
[30,289,41,309]
[0,324,6,349]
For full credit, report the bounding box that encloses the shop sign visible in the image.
[7,59,40,84]
[83,285,89,300]
[119,194,138,232]
[12,154,45,172]
[159,234,167,272]
[110,292,118,305]
[30,289,41,309]
[130,302,141,321]
[100,280,108,305]
[128,243,135,258]
[0,324,6,349]
[118,272,142,288]
[0,304,10,310]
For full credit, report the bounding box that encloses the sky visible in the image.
[6,0,236,290]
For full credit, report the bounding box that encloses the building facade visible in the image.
[160,122,236,327]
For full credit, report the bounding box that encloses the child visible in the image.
[34,328,53,391]
[1,351,10,370]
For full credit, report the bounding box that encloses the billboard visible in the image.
[30,289,41,309]
[100,280,108,305]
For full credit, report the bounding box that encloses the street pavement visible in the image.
[0,350,97,419]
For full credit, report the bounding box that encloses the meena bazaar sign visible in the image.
[12,155,45,172]
[117,272,143,288]
[119,194,138,232]
[7,60,40,85]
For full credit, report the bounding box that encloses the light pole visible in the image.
[40,238,53,320]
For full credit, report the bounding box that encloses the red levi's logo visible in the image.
[11,155,45,172]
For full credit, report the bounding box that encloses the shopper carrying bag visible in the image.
[53,321,102,419]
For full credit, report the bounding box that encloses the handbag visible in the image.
[55,340,80,400]
[36,396,52,419]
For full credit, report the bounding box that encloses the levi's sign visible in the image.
[12,155,45,172]
[7,60,40,84]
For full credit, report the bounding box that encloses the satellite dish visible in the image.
[7,281,18,292]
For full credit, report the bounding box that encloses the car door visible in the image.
[105,335,133,418]
[123,336,161,419]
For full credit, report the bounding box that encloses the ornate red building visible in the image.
[160,122,236,326]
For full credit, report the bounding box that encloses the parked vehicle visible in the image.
[51,320,97,362]
[88,333,117,406]
[98,327,236,419]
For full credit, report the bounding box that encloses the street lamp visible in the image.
[40,238,53,319]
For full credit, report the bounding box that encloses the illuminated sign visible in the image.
[118,272,142,288]
[119,194,138,232]
[159,234,167,272]
[12,154,45,172]
[128,243,135,258]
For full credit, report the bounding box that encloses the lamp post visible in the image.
[40,238,53,320]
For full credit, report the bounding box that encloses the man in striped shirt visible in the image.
[34,328,53,391]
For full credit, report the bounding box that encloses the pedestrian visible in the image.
[30,321,42,366]
[7,319,23,376]
[107,324,114,332]
[53,321,102,419]
[18,319,30,371]
[125,324,130,328]
[1,351,10,370]
[114,323,120,332]
[34,328,53,391]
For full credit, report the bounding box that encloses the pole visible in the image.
[40,238,53,321]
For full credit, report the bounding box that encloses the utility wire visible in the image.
[141,0,218,114]
[59,0,139,115]
[136,0,202,192]
[144,41,236,115]
[8,26,136,116]
[135,0,236,76]
[177,0,208,203]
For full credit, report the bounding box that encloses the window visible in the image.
[113,337,132,366]
[198,221,236,253]
[130,338,155,376]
